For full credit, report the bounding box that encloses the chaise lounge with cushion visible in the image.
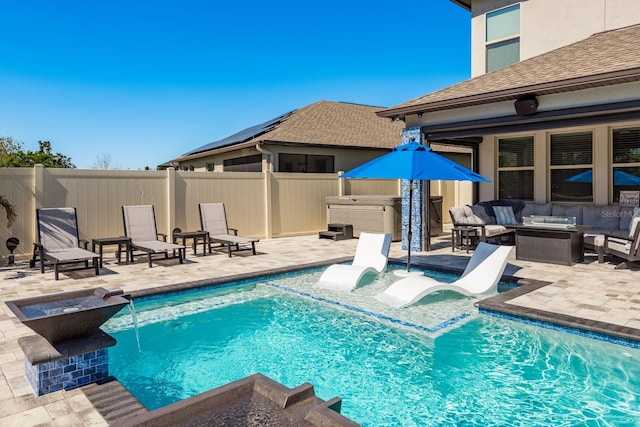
[31,207,101,280]
[199,203,259,257]
[122,205,185,267]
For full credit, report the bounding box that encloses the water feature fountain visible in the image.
[5,287,130,396]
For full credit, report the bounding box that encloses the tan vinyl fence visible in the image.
[0,166,401,261]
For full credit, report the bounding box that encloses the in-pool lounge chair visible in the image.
[380,242,513,307]
[122,205,185,267]
[317,232,392,290]
[199,203,259,257]
[31,207,100,280]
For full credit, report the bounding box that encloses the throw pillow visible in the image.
[493,206,518,225]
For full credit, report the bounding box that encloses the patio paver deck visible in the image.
[0,231,638,426]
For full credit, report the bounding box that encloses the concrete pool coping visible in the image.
[1,232,640,425]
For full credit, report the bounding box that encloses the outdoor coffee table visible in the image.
[509,224,592,266]
[91,236,132,268]
[172,229,209,256]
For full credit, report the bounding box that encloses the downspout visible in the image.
[255,143,274,172]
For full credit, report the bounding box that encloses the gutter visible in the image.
[255,143,274,172]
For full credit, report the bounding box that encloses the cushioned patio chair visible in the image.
[601,216,640,269]
[317,232,392,290]
[199,203,259,257]
[449,206,515,245]
[380,242,513,307]
[30,207,100,280]
[122,205,185,267]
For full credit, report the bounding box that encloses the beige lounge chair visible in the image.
[122,205,185,267]
[31,207,100,280]
[199,203,259,257]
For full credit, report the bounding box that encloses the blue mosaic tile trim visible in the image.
[480,309,640,350]
[24,348,110,396]
[400,127,425,252]
[265,281,472,335]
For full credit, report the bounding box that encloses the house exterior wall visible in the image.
[409,81,640,205]
[477,119,640,204]
[470,0,640,76]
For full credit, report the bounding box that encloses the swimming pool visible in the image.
[104,268,640,426]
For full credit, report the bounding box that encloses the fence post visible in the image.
[166,168,176,233]
[32,164,44,245]
[264,171,273,239]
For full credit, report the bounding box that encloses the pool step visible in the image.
[81,376,147,423]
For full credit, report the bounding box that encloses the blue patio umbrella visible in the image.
[566,169,640,186]
[341,142,490,272]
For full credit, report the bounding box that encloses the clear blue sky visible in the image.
[0,1,470,170]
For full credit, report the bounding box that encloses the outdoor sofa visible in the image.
[450,200,640,264]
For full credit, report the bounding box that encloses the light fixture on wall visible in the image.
[514,95,538,116]
[417,112,423,118]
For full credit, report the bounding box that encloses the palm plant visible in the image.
[0,195,17,227]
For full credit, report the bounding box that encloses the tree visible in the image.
[93,153,122,170]
[0,138,76,168]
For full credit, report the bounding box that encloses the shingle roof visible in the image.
[380,24,640,117]
[176,101,405,160]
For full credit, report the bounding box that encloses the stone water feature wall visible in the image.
[18,330,115,396]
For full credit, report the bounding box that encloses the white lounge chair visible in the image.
[122,205,185,267]
[317,232,392,290]
[199,203,259,257]
[31,207,101,280]
[380,242,513,307]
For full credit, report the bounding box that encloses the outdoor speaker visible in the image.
[514,96,538,116]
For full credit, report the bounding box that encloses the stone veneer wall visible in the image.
[18,330,116,397]
[401,127,425,252]
[24,348,110,396]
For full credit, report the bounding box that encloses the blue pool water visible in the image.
[104,268,640,426]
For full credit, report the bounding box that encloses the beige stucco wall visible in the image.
[479,119,640,204]
[470,0,640,76]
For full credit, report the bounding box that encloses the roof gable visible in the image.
[380,24,640,117]
[177,101,405,161]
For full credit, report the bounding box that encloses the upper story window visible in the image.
[486,4,520,73]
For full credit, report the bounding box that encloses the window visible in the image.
[279,153,334,173]
[223,154,262,172]
[497,136,534,200]
[612,127,640,204]
[549,131,593,202]
[486,4,520,72]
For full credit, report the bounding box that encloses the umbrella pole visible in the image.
[426,181,431,252]
[407,180,412,272]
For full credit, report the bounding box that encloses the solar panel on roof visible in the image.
[182,110,295,156]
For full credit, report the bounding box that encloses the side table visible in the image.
[91,236,132,268]
[172,229,209,256]
[451,226,480,253]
